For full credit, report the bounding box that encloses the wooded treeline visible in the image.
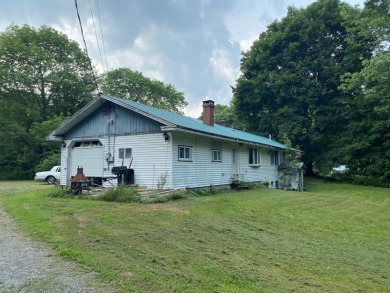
[0,0,388,180]
[231,0,389,178]
[0,25,186,180]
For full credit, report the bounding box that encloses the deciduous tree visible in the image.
[232,0,375,174]
[0,25,96,179]
[100,68,187,114]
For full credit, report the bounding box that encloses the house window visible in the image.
[178,145,192,161]
[74,141,102,147]
[270,150,279,165]
[119,148,132,159]
[249,148,260,165]
[212,149,222,162]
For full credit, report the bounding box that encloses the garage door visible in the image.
[70,143,104,178]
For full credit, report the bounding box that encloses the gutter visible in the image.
[161,126,285,150]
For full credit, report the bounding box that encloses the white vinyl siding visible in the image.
[60,143,68,186]
[171,132,281,189]
[100,133,172,189]
[172,133,230,189]
[61,132,280,189]
[238,148,278,183]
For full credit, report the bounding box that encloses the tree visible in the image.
[100,68,187,114]
[363,0,390,46]
[338,53,390,178]
[232,0,375,174]
[323,0,390,178]
[0,25,96,179]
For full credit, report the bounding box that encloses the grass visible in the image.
[0,178,389,292]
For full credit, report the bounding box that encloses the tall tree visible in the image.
[100,68,187,114]
[333,0,390,178]
[363,0,390,46]
[0,25,96,179]
[338,53,390,178]
[232,0,375,174]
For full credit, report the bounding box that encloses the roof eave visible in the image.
[101,94,176,128]
[161,126,286,150]
[49,94,106,138]
[48,93,177,140]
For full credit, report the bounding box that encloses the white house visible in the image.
[48,93,291,190]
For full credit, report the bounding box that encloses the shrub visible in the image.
[237,180,268,190]
[351,175,390,188]
[262,181,270,187]
[100,186,140,203]
[189,186,226,196]
[324,174,390,188]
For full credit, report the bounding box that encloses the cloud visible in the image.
[0,0,366,118]
[210,47,237,84]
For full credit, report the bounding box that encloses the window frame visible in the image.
[212,149,222,162]
[270,150,279,165]
[119,148,132,159]
[249,147,261,166]
[73,140,102,148]
[178,145,193,162]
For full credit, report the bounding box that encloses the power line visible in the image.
[88,0,106,73]
[95,0,109,72]
[74,0,99,92]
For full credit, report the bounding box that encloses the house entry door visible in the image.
[231,148,238,178]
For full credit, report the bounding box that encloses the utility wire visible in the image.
[74,0,99,92]
[95,0,109,72]
[88,0,106,73]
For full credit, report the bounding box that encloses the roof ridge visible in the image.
[99,93,286,149]
[100,92,202,122]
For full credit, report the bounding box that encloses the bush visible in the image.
[351,175,390,188]
[189,186,225,196]
[167,191,185,200]
[324,174,390,188]
[237,180,268,190]
[100,186,140,203]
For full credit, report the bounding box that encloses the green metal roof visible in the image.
[102,94,286,149]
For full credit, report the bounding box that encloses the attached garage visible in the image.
[69,141,104,179]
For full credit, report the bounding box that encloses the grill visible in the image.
[71,167,91,193]
[112,166,134,185]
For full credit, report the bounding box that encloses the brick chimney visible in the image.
[202,100,215,126]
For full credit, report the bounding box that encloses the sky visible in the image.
[0,0,365,117]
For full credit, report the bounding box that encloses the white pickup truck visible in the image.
[331,165,349,174]
[34,166,61,184]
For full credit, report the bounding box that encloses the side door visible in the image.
[231,148,238,178]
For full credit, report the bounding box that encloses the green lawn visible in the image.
[0,179,389,292]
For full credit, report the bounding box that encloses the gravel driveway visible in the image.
[0,205,113,293]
